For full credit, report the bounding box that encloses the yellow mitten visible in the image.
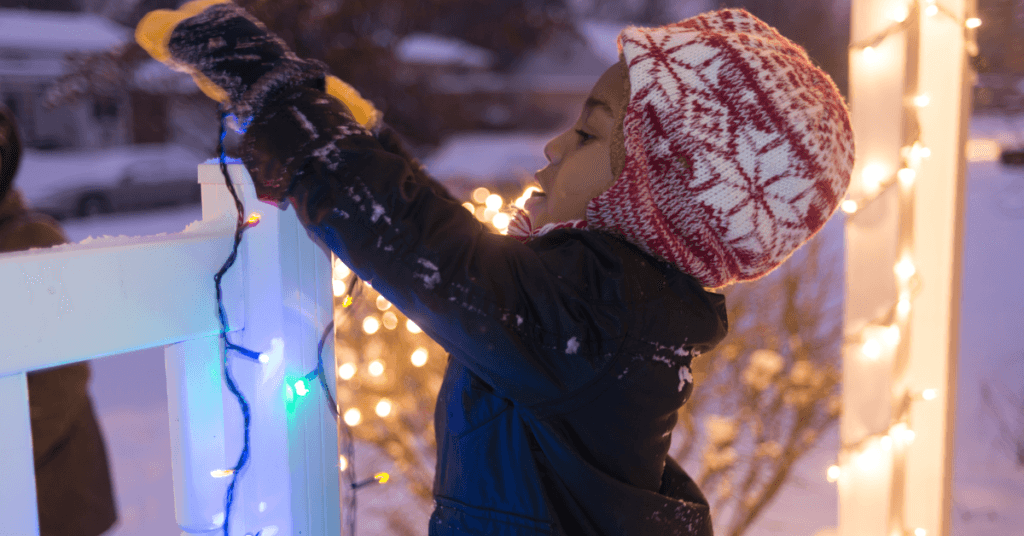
[135,0,378,128]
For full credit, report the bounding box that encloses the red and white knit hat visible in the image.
[513,9,854,289]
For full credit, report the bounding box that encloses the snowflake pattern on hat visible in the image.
[576,9,854,288]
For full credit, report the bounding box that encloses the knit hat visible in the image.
[512,9,854,289]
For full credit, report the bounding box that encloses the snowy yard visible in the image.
[51,115,1024,535]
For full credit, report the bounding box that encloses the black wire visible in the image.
[214,108,254,536]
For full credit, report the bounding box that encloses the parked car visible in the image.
[16,143,208,220]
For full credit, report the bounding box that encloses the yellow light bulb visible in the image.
[343,408,361,426]
[915,528,927,536]
[375,398,392,417]
[925,4,938,16]
[965,18,982,28]
[339,455,348,471]
[338,363,356,380]
[382,311,398,329]
[462,201,476,213]
[375,295,392,311]
[363,316,380,334]
[841,199,859,214]
[406,319,422,333]
[515,186,542,209]
[913,94,930,107]
[368,360,385,377]
[246,212,261,227]
[922,388,938,401]
[411,348,428,367]
[880,435,893,450]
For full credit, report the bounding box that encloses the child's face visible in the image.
[527,60,628,227]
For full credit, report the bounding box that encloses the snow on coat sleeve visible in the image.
[241,86,628,406]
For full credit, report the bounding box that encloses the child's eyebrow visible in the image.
[584,96,614,116]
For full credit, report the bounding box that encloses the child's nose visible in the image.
[543,133,566,165]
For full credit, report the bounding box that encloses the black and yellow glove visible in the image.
[135,0,379,129]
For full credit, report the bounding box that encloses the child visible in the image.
[138,3,852,534]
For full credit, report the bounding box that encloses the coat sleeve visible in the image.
[241,86,628,405]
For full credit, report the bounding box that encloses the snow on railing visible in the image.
[0,163,340,536]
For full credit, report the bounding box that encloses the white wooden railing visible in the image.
[0,163,341,536]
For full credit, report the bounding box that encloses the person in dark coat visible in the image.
[137,3,853,534]
[0,103,118,536]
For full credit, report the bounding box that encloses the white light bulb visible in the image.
[826,464,841,482]
[462,202,475,213]
[363,316,380,334]
[915,528,927,536]
[897,167,917,187]
[485,194,503,211]
[332,278,347,297]
[861,338,883,360]
[339,455,348,471]
[406,319,422,334]
[333,258,351,278]
[913,94,930,107]
[895,258,916,281]
[375,295,392,311]
[343,408,362,426]
[922,388,938,401]
[883,325,901,346]
[411,348,429,367]
[897,294,912,317]
[888,5,909,22]
[841,199,858,214]
[861,164,886,193]
[382,311,398,330]
[492,212,511,230]
[338,363,356,380]
[515,186,541,209]
[472,187,490,204]
[965,17,982,28]
[880,435,893,450]
[926,4,938,16]
[375,398,392,417]
[368,360,385,377]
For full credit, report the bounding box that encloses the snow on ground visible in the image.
[51,113,1024,535]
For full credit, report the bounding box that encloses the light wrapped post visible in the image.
[842,0,974,534]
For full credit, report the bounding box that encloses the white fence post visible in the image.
[193,162,340,536]
[0,372,40,536]
[843,0,972,534]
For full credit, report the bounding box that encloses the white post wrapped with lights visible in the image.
[0,163,339,536]
[841,0,974,535]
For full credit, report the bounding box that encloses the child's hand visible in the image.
[135,0,379,128]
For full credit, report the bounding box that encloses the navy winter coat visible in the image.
[241,86,729,535]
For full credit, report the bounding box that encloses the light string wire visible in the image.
[214,108,258,536]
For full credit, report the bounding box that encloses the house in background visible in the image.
[0,7,215,155]
[0,8,130,149]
